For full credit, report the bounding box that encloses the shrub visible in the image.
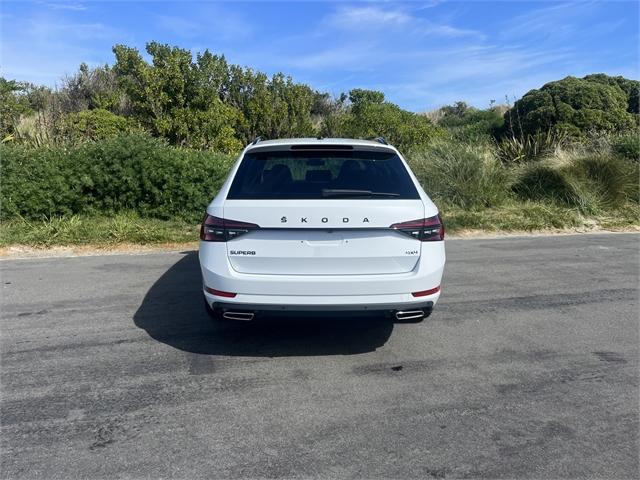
[63,109,136,142]
[611,133,640,161]
[438,107,505,142]
[409,140,511,209]
[0,134,235,222]
[513,162,592,210]
[503,75,639,139]
[513,152,638,211]
[1,143,79,218]
[495,130,567,165]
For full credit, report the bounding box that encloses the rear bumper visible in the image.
[203,290,440,313]
[199,241,445,299]
[206,297,436,312]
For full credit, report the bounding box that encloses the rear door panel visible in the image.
[224,200,424,275]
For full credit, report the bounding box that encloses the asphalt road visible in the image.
[1,233,638,479]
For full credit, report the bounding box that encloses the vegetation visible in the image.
[504,74,639,138]
[494,130,568,165]
[325,89,440,152]
[411,140,511,209]
[431,101,505,142]
[0,212,198,247]
[0,41,638,247]
[1,42,439,151]
[1,134,234,222]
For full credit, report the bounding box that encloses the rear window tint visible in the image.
[227,150,420,200]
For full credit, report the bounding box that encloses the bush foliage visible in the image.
[504,75,639,138]
[1,134,234,222]
[330,90,440,152]
[611,133,640,162]
[435,102,505,141]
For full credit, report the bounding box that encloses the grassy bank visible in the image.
[2,203,637,250]
[0,213,198,248]
[1,132,637,249]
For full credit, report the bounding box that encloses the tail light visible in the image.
[200,214,259,242]
[390,214,444,241]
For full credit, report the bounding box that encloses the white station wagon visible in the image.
[199,137,445,321]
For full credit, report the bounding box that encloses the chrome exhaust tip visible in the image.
[222,311,255,321]
[395,310,425,321]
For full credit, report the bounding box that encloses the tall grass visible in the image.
[512,152,638,213]
[409,133,638,217]
[408,140,511,209]
[495,130,568,165]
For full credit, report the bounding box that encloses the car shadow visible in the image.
[133,252,394,357]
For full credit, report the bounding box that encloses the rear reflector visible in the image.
[411,286,441,297]
[204,286,237,298]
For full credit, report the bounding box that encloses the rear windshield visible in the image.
[227,149,420,200]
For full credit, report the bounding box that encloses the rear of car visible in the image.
[199,138,445,321]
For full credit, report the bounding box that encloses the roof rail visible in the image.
[373,136,388,145]
[250,136,264,145]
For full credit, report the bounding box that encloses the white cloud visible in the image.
[330,6,412,28]
[499,1,597,40]
[328,5,483,39]
[153,4,253,42]
[38,1,87,12]
[1,11,126,85]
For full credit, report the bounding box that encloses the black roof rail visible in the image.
[250,136,264,145]
[373,136,388,145]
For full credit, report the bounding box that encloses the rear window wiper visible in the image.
[321,189,401,198]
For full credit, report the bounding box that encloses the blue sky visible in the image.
[1,1,638,111]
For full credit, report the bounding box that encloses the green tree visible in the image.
[224,67,315,141]
[112,42,243,152]
[59,63,125,114]
[1,79,24,140]
[348,89,385,107]
[504,74,639,138]
[329,89,440,152]
[0,78,36,141]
